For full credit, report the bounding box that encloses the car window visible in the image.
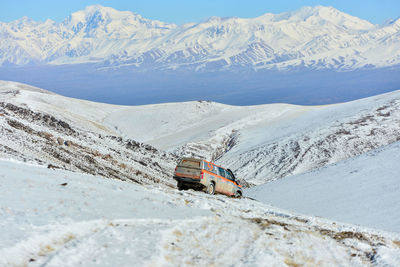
[203,161,209,171]
[217,167,226,178]
[212,166,219,175]
[180,159,200,168]
[204,161,218,175]
[225,170,234,181]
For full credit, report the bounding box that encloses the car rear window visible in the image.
[180,159,200,168]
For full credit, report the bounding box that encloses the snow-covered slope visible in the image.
[0,81,179,186]
[1,159,400,266]
[1,80,400,264]
[101,85,400,186]
[102,100,312,159]
[2,80,400,186]
[1,5,400,70]
[246,141,400,233]
[218,90,400,184]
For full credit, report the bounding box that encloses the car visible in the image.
[173,157,243,197]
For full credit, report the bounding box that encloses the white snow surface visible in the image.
[246,141,400,233]
[1,5,400,70]
[1,159,400,266]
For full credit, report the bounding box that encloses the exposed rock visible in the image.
[64,140,73,147]
[57,137,64,145]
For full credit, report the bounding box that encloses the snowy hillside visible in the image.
[0,81,179,186]
[2,80,400,186]
[246,141,400,233]
[1,5,400,70]
[98,84,400,185]
[1,80,400,265]
[1,159,400,266]
[218,90,400,184]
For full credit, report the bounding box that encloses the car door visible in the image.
[224,170,236,195]
[216,167,234,195]
[203,161,217,184]
[214,167,225,193]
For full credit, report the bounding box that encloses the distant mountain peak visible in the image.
[273,5,374,30]
[84,4,112,11]
[9,16,37,28]
[64,5,120,25]
[386,17,400,27]
[60,4,175,37]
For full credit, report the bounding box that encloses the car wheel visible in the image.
[207,183,215,195]
[177,182,185,191]
[235,191,242,198]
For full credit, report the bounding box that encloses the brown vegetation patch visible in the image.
[102,154,112,160]
[247,217,290,230]
[1,102,76,135]
[38,131,54,142]
[7,119,33,134]
[293,217,309,224]
[47,164,60,169]
[333,231,369,242]
[284,259,301,267]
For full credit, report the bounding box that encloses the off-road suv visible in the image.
[173,157,242,197]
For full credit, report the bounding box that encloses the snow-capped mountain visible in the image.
[1,5,400,70]
[0,5,175,66]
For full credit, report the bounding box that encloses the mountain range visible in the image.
[1,5,400,71]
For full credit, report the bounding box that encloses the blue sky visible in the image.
[1,0,399,24]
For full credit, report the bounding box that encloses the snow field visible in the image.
[246,141,400,233]
[1,159,400,266]
[0,160,208,266]
[2,81,400,265]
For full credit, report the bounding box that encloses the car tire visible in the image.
[235,191,242,198]
[177,182,185,191]
[207,182,215,195]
